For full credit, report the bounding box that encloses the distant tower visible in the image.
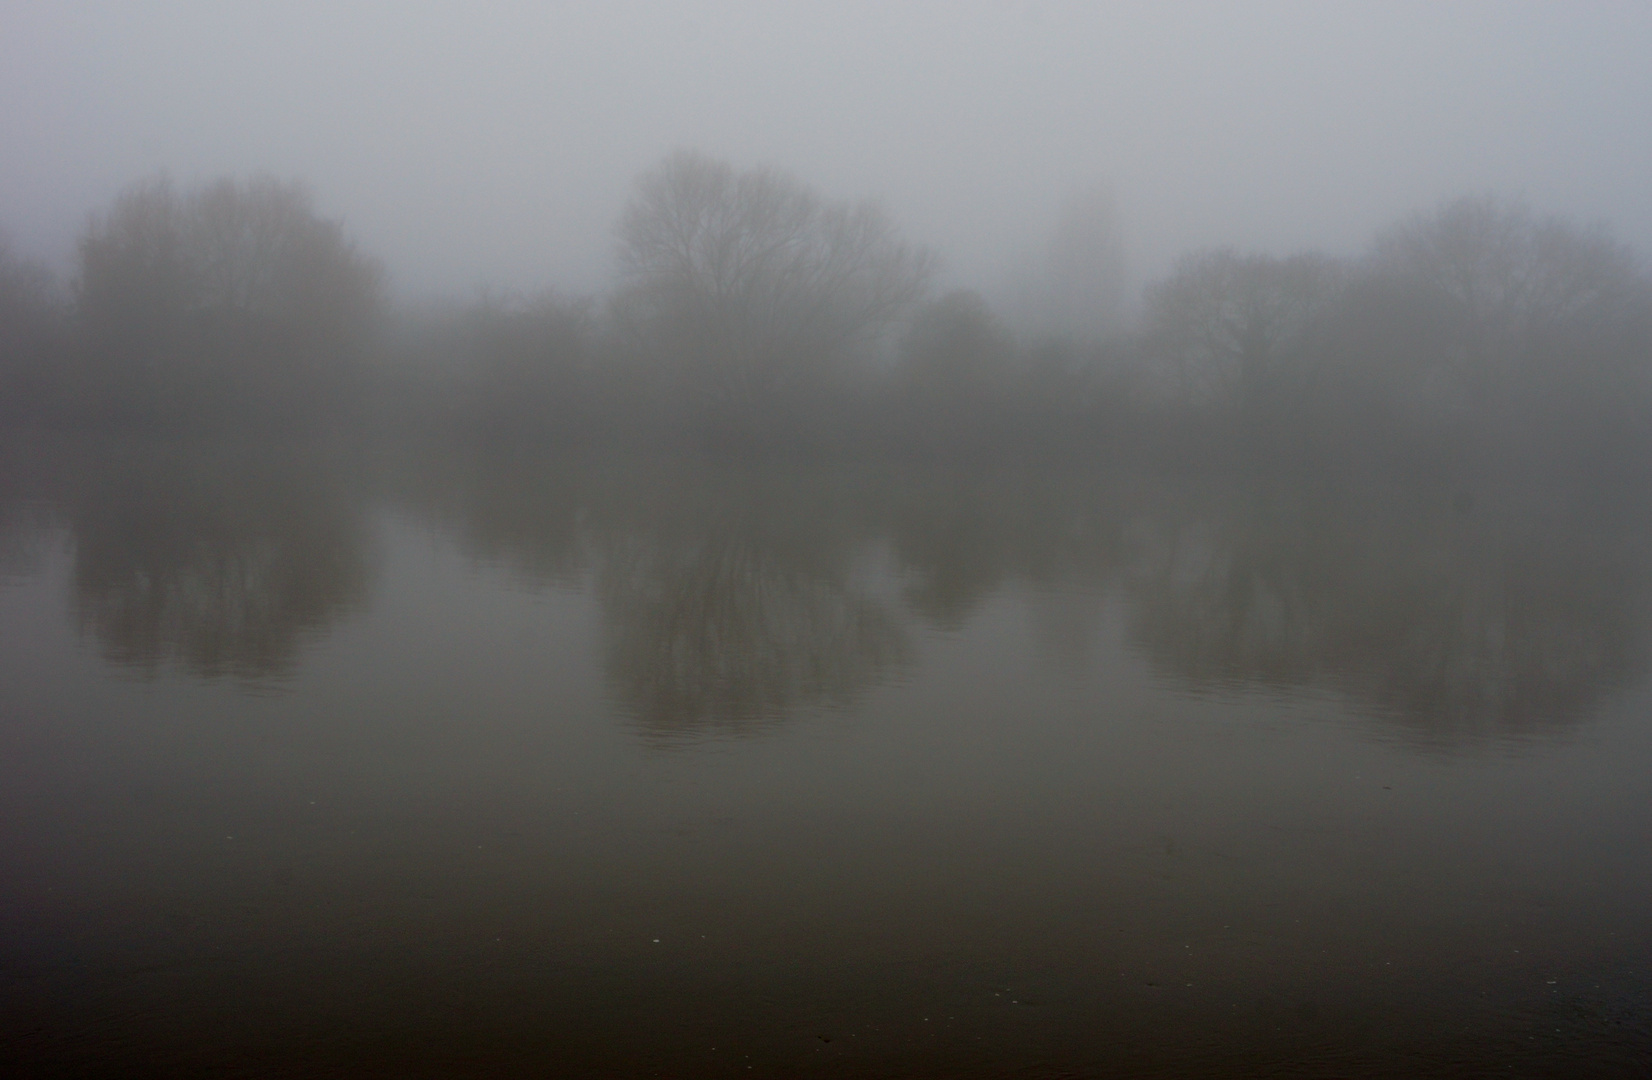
[1003,182,1127,342]
[1043,184,1126,341]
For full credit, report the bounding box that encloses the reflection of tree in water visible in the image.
[392,442,588,586]
[1127,489,1652,744]
[0,438,64,582]
[387,444,1652,749]
[396,451,910,739]
[0,504,53,583]
[594,468,910,742]
[885,469,1129,633]
[1361,533,1647,740]
[1127,510,1324,688]
[68,443,370,683]
[600,535,908,740]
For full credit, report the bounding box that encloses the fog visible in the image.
[4,1,1651,304]
[9,7,1652,1076]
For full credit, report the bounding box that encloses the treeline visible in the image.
[1,176,382,430]
[3,155,1650,480]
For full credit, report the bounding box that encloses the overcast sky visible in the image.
[3,1,1649,303]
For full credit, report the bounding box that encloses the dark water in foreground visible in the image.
[2,437,1650,1078]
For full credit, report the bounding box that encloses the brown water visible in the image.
[2,437,1650,1077]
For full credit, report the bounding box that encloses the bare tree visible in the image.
[73,174,384,425]
[77,174,383,353]
[1365,195,1652,430]
[613,150,933,409]
[0,234,61,328]
[0,234,64,420]
[1370,195,1641,359]
[1142,248,1346,407]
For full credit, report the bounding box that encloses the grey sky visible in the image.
[3,1,1649,302]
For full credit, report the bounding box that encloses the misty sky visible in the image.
[4,1,1649,303]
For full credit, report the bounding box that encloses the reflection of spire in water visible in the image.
[0,503,55,585]
[599,534,910,742]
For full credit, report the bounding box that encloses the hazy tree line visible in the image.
[3,155,1650,480]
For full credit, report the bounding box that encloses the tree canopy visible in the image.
[613,150,933,406]
[1142,249,1346,406]
[1370,195,1642,354]
[77,174,383,354]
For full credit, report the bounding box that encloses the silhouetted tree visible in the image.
[79,175,381,347]
[613,150,933,417]
[73,175,383,425]
[898,291,1013,389]
[891,290,1021,453]
[1365,196,1652,445]
[0,234,65,424]
[427,291,596,442]
[1370,195,1642,365]
[1142,249,1346,408]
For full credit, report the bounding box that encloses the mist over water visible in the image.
[4,435,1652,1076]
[4,5,1652,1076]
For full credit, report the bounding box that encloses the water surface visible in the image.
[3,438,1650,1077]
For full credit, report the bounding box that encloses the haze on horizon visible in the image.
[3,0,1650,311]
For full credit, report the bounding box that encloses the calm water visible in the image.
[2,437,1651,1077]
